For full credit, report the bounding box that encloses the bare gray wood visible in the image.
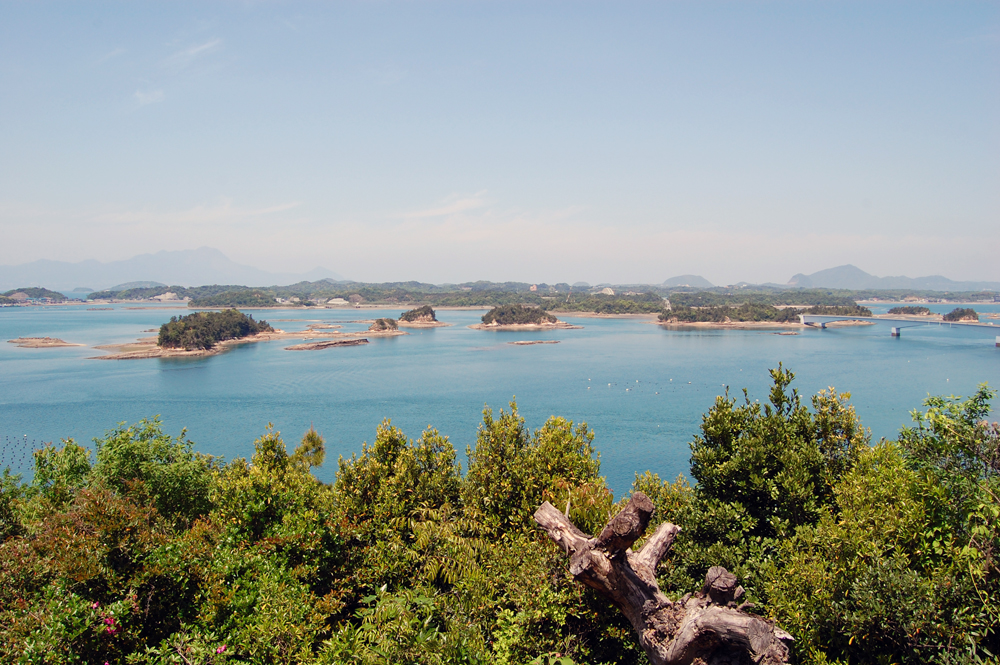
[534,493,792,665]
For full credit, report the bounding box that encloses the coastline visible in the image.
[468,321,582,331]
[656,320,875,330]
[90,328,407,360]
[398,320,451,328]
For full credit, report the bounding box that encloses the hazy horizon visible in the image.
[1,2,997,286]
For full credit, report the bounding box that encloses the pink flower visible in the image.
[104,617,115,625]
[216,645,227,653]
[91,602,100,609]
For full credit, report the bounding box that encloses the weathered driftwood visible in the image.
[534,492,792,665]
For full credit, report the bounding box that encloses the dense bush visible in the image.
[888,305,932,315]
[0,373,996,664]
[158,309,274,350]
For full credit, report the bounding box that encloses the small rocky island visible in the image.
[398,305,449,327]
[95,309,279,359]
[368,318,399,332]
[7,337,83,348]
[470,304,580,330]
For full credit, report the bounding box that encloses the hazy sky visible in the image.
[1,1,997,285]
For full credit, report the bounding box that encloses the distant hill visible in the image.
[788,265,1000,292]
[0,248,345,291]
[662,274,713,288]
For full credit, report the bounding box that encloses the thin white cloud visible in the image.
[162,38,222,72]
[134,89,165,106]
[96,47,126,64]
[92,198,301,226]
[403,192,489,219]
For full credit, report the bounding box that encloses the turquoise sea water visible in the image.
[2,303,999,495]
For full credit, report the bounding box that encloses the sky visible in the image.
[0,1,997,286]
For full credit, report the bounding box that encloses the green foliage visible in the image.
[31,439,92,505]
[399,305,437,322]
[91,418,215,527]
[370,318,399,331]
[1,287,67,301]
[944,307,979,322]
[481,305,558,325]
[3,379,999,665]
[888,305,932,315]
[188,290,282,308]
[158,309,274,350]
[463,402,603,534]
[661,303,871,323]
[0,470,24,541]
[544,292,664,315]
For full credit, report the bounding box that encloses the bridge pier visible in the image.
[996,336,999,348]
[891,327,901,337]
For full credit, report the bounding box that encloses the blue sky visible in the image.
[1,1,997,285]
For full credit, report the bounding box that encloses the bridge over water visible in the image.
[798,314,1000,347]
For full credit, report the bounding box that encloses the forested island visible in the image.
[158,309,274,350]
[659,303,872,324]
[0,370,997,663]
[2,287,67,302]
[943,307,979,322]
[400,304,436,322]
[482,304,557,325]
[887,305,932,315]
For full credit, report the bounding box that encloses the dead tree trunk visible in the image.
[534,492,792,665]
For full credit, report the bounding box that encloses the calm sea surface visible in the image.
[2,302,999,496]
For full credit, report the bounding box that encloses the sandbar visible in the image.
[468,321,582,331]
[285,339,369,350]
[398,320,451,328]
[509,340,560,345]
[7,337,84,348]
[91,327,406,360]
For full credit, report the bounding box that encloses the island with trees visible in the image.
[2,287,68,303]
[158,309,275,350]
[943,307,979,322]
[471,304,580,330]
[398,305,449,327]
[659,303,873,326]
[887,305,932,315]
[0,371,996,663]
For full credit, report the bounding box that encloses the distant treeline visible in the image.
[78,279,1000,313]
[660,304,873,324]
[158,309,274,350]
[2,287,67,302]
[887,306,932,315]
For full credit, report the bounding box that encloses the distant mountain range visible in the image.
[788,265,1000,292]
[662,274,714,288]
[0,248,344,291]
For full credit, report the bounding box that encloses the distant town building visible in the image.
[600,288,615,296]
[529,284,537,292]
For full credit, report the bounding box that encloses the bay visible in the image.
[1,302,998,496]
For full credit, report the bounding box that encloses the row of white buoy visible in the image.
[0,435,40,474]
